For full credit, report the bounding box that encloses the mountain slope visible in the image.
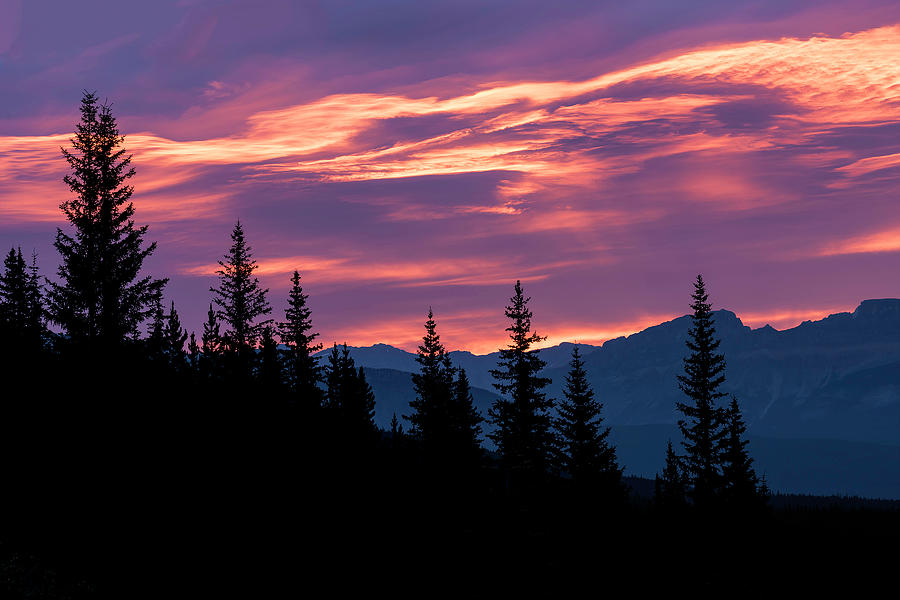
[330,299,900,444]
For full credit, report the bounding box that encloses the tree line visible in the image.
[0,91,774,595]
[0,91,770,509]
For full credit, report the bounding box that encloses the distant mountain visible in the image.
[318,302,900,497]
[359,367,501,428]
[327,299,900,446]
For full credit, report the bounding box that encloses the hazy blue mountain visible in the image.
[325,300,900,497]
[330,299,900,446]
[360,367,501,429]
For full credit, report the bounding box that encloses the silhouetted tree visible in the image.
[147,298,165,362]
[210,221,272,380]
[200,303,222,382]
[555,345,623,497]
[277,270,322,406]
[720,396,765,509]
[655,440,687,509]
[390,412,404,440]
[449,366,484,469]
[163,301,188,373]
[47,91,166,350]
[488,280,555,488]
[0,247,44,353]
[675,274,727,508]
[325,343,377,443]
[187,332,200,376]
[259,324,283,393]
[406,309,455,461]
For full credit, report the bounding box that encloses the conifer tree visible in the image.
[450,367,484,459]
[449,366,484,468]
[555,346,623,495]
[25,251,44,348]
[277,270,322,404]
[187,332,200,376]
[390,413,404,440]
[200,303,222,381]
[720,396,765,509]
[406,309,455,459]
[0,248,44,352]
[325,343,377,441]
[147,299,165,362]
[655,440,687,509]
[324,343,343,412]
[210,221,272,379]
[488,280,555,486]
[163,301,188,372]
[259,324,283,393]
[675,274,728,508]
[47,91,166,349]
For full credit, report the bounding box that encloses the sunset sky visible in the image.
[2,0,899,353]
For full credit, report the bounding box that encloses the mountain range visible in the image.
[316,299,900,498]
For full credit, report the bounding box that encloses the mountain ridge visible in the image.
[319,299,900,445]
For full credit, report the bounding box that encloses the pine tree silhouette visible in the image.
[0,248,45,352]
[675,274,727,509]
[325,343,377,443]
[47,91,166,350]
[200,303,222,382]
[259,324,283,393]
[187,332,200,376]
[147,298,165,363]
[406,308,455,462]
[449,366,484,470]
[277,270,322,406]
[210,221,272,381]
[555,345,623,498]
[720,396,766,509]
[488,280,555,488]
[655,440,687,509]
[163,301,188,373]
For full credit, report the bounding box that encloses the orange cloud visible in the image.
[818,227,900,256]
[835,152,900,179]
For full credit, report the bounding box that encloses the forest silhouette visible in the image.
[0,92,896,598]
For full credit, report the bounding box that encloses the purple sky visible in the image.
[2,0,900,353]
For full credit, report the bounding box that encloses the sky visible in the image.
[1,0,899,354]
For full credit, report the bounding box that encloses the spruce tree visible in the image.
[324,343,343,413]
[163,301,188,372]
[390,413,404,441]
[555,345,623,496]
[25,252,45,349]
[720,396,765,509]
[200,303,222,381]
[325,343,377,442]
[488,280,555,487]
[47,91,166,349]
[0,248,44,352]
[448,366,484,472]
[655,440,687,509]
[277,270,322,404]
[210,221,272,379]
[187,332,200,376]
[675,274,728,508]
[147,298,165,363]
[259,324,283,393]
[406,309,455,460]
